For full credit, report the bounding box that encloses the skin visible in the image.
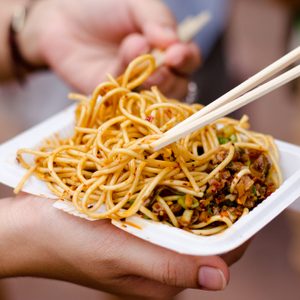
[0,194,248,299]
[2,0,201,98]
[0,0,248,298]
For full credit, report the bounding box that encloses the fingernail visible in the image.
[198,267,227,291]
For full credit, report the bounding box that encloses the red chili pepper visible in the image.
[145,116,154,122]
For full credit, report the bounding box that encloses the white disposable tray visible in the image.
[1,104,300,256]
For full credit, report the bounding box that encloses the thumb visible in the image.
[129,0,178,48]
[125,239,229,291]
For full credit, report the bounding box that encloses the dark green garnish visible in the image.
[218,137,230,144]
[178,196,186,209]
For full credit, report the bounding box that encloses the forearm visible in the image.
[0,196,53,279]
[0,197,27,277]
[0,0,28,81]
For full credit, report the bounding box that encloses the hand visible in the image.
[19,0,201,99]
[0,194,234,299]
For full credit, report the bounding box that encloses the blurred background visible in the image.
[0,0,300,299]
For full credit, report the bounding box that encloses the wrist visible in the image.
[0,197,32,277]
[0,196,58,279]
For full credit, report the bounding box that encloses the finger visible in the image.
[110,275,181,300]
[221,240,252,266]
[144,67,189,100]
[143,66,174,91]
[164,43,202,75]
[129,0,178,48]
[165,76,189,100]
[118,33,151,69]
[124,238,229,291]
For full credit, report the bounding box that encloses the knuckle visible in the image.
[158,255,198,288]
[159,257,180,286]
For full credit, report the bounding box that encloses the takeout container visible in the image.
[1,104,300,256]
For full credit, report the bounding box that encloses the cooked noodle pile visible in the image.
[16,54,282,235]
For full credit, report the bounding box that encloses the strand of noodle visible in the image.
[172,146,200,192]
[119,95,162,134]
[124,162,146,200]
[100,161,136,191]
[139,206,159,221]
[96,116,126,153]
[191,215,233,229]
[234,142,267,151]
[75,127,98,134]
[268,136,280,160]
[204,129,214,150]
[121,55,156,90]
[145,103,187,119]
[68,93,89,102]
[157,196,179,227]
[268,152,283,185]
[48,146,88,194]
[82,176,112,213]
[47,182,64,198]
[230,168,251,193]
[207,125,219,148]
[198,144,235,187]
[108,148,144,160]
[117,167,170,218]
[201,130,209,153]
[17,149,50,158]
[191,225,227,236]
[89,87,128,126]
[235,126,265,146]
[163,185,204,197]
[14,165,37,193]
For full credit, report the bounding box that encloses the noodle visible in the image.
[15,54,282,236]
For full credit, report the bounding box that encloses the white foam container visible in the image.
[1,104,300,256]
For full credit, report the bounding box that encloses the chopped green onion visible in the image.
[218,137,230,144]
[191,199,199,208]
[127,199,134,205]
[178,196,186,209]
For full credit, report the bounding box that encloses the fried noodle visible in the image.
[15,54,282,236]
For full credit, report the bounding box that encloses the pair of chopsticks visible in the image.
[151,46,300,151]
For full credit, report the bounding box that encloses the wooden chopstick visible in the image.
[165,46,300,135]
[151,50,300,150]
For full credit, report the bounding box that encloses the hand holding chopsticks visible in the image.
[151,46,300,150]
